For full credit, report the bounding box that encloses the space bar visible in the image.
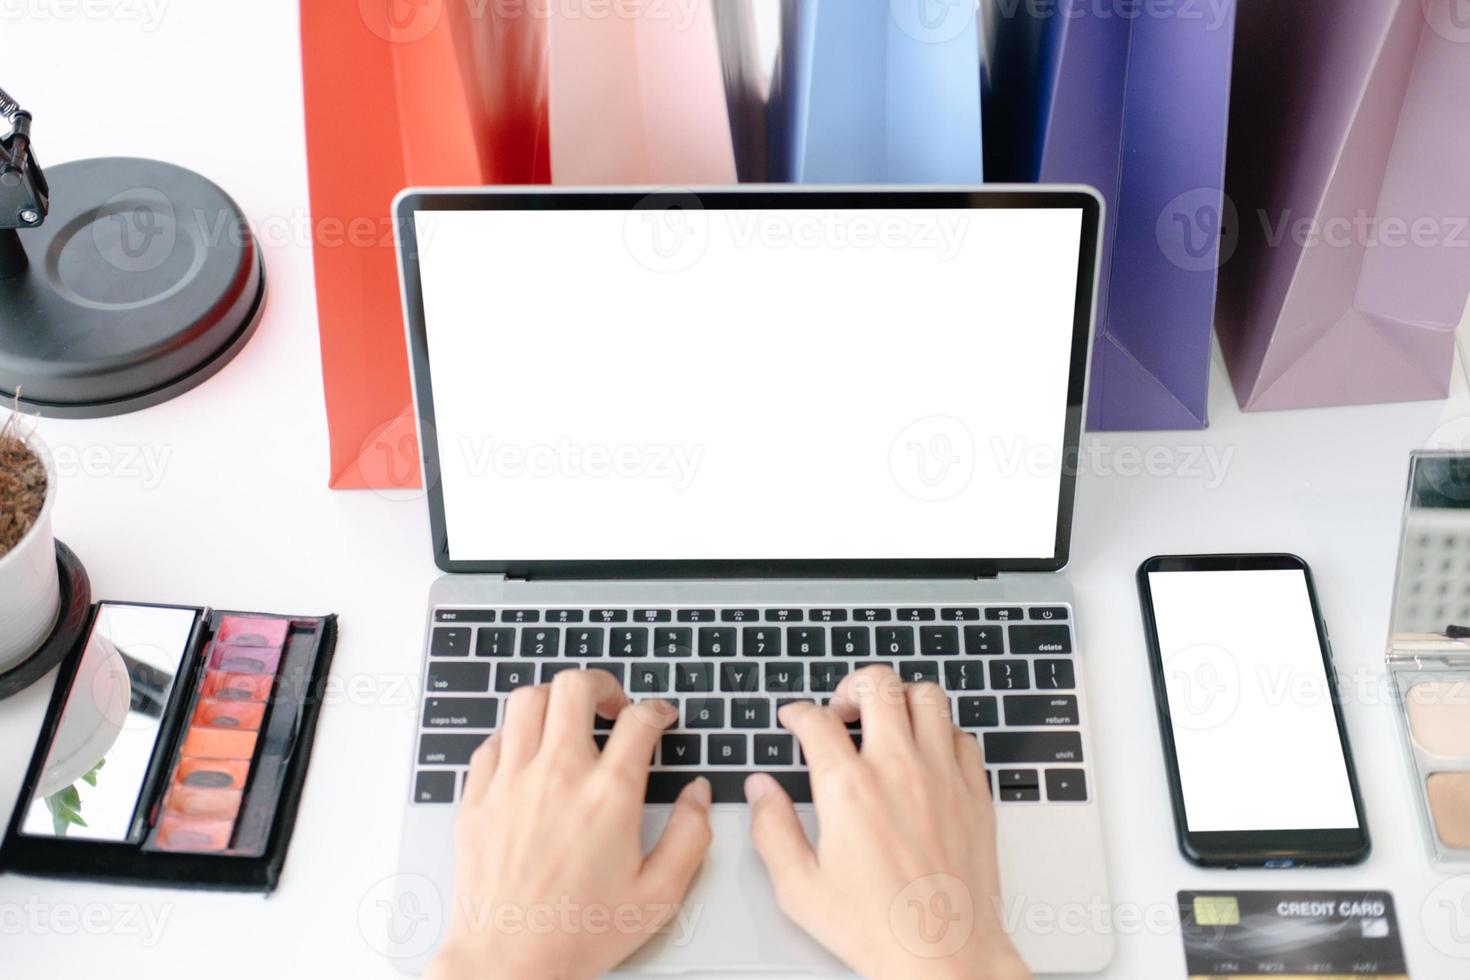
[647,771,811,804]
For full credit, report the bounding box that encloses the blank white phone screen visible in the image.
[1147,568,1359,833]
[414,206,1083,563]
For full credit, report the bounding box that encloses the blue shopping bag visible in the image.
[773,0,985,183]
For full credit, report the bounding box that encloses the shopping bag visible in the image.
[1216,0,1470,412]
[547,0,737,184]
[301,0,547,488]
[984,0,1237,430]
[775,0,985,183]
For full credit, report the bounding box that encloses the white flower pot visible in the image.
[0,428,61,673]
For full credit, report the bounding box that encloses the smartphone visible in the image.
[1137,554,1370,868]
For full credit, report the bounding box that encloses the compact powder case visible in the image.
[1,602,337,890]
[1386,453,1470,865]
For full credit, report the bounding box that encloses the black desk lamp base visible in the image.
[0,157,265,418]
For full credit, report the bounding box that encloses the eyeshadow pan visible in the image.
[218,615,290,649]
[155,814,235,853]
[209,643,282,675]
[1406,681,1470,756]
[177,757,250,790]
[193,698,266,732]
[182,726,258,760]
[1427,773,1470,849]
[165,785,244,820]
[202,672,274,702]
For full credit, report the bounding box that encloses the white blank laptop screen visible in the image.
[414,206,1084,562]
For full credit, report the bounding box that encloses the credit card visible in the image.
[1178,891,1409,979]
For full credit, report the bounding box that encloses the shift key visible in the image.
[427,662,491,692]
[983,731,1083,764]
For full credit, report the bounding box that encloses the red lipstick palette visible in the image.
[2,603,337,891]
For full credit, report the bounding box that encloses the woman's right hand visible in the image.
[744,666,1031,980]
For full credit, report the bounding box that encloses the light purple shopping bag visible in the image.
[1217,0,1470,412]
[985,0,1238,431]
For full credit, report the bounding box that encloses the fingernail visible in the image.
[654,699,678,720]
[682,776,712,809]
[744,772,774,805]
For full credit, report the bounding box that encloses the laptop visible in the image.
[388,187,1113,974]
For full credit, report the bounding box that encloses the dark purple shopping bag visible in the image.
[985,0,1238,430]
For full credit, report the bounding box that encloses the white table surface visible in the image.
[5,2,1470,976]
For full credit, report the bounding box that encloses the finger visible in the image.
[952,726,989,801]
[906,682,955,763]
[640,776,713,901]
[461,732,501,806]
[745,773,817,914]
[830,665,912,752]
[499,684,551,766]
[603,699,678,781]
[540,669,628,757]
[778,701,855,771]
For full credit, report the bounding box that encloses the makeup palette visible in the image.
[1,602,337,890]
[1385,452,1470,866]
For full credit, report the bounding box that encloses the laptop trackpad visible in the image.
[617,806,842,974]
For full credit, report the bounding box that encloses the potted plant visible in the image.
[0,409,59,672]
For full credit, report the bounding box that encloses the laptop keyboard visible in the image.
[412,605,1088,807]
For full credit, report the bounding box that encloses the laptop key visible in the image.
[610,627,649,658]
[1009,624,1071,655]
[989,660,1031,690]
[1036,659,1076,690]
[876,627,915,657]
[853,607,893,622]
[787,627,826,656]
[590,609,630,623]
[430,628,471,657]
[661,734,701,765]
[919,626,959,656]
[731,698,771,728]
[1000,786,1042,802]
[998,769,1039,789]
[675,663,714,692]
[476,627,515,657]
[721,662,760,693]
[810,661,849,693]
[503,609,540,623]
[414,771,456,804]
[423,697,498,729]
[754,733,794,765]
[428,662,491,693]
[899,661,939,685]
[1005,695,1079,726]
[720,608,760,623]
[540,662,581,683]
[985,607,1024,622]
[709,734,747,765]
[698,627,737,657]
[493,663,535,692]
[646,770,811,804]
[1045,769,1088,802]
[765,663,805,694]
[775,698,815,727]
[654,628,693,657]
[586,662,625,684]
[897,608,937,622]
[566,628,604,658]
[686,699,725,728]
[831,627,870,657]
[547,609,585,623]
[631,664,671,693]
[957,696,1000,728]
[677,609,718,623]
[634,609,672,623]
[944,661,985,691]
[1029,606,1069,621]
[941,607,981,621]
[742,627,782,657]
[765,608,804,622]
[521,627,560,657]
[436,609,496,623]
[962,625,1004,655]
[809,608,848,622]
[419,733,487,766]
[983,731,1084,764]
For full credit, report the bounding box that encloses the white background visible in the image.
[3,3,1470,978]
[1147,569,1360,833]
[418,207,1079,562]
